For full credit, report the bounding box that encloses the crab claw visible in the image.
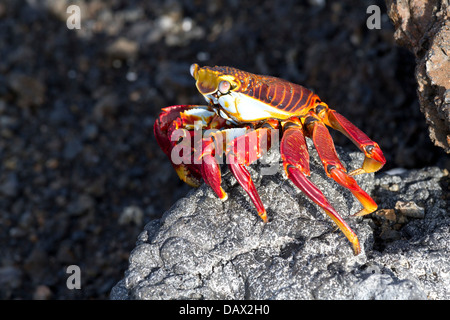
[349,143,386,176]
[154,105,203,187]
[154,105,193,157]
[319,107,386,175]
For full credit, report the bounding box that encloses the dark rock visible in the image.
[0,173,19,197]
[82,123,99,140]
[32,285,53,300]
[0,266,23,299]
[105,37,139,61]
[7,73,46,108]
[93,92,121,120]
[394,200,425,218]
[63,138,83,160]
[67,194,96,216]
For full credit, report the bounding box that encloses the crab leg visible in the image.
[225,127,275,222]
[199,137,228,201]
[317,105,386,175]
[304,114,378,217]
[227,154,267,222]
[199,126,273,221]
[280,122,361,255]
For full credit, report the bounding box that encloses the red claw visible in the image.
[368,143,386,164]
[154,105,204,187]
[320,108,386,175]
[349,143,386,176]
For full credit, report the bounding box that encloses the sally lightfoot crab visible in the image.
[154,64,386,255]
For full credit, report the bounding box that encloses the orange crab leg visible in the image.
[305,114,378,217]
[317,105,386,175]
[280,123,361,255]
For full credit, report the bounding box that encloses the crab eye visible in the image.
[365,145,374,154]
[190,63,199,78]
[218,80,231,94]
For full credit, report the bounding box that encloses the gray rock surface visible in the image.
[111,144,449,300]
[370,166,450,300]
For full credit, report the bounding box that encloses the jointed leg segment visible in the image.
[303,112,378,217]
[280,121,361,255]
[316,104,386,175]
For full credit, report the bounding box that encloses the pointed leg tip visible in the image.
[352,210,367,217]
[259,210,268,223]
[353,242,361,255]
[219,191,228,201]
[352,207,376,217]
[371,146,386,165]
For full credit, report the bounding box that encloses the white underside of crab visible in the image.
[206,92,292,123]
[181,108,249,140]
[181,108,216,130]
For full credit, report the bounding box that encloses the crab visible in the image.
[154,64,386,255]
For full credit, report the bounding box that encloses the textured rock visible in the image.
[386,0,450,152]
[110,144,449,300]
[371,166,450,300]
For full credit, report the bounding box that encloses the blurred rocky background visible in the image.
[0,0,447,299]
